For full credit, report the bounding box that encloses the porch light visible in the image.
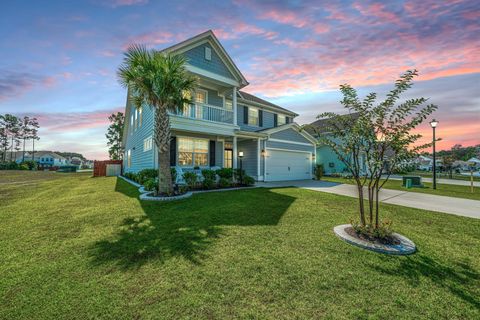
[238,151,244,158]
[312,154,316,161]
[261,149,266,157]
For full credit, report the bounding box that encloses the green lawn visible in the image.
[405,170,480,182]
[322,176,480,201]
[1,171,479,319]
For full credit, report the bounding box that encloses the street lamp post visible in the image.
[238,151,244,185]
[430,119,438,190]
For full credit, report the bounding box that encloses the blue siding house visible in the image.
[122,30,317,181]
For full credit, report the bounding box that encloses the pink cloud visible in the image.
[123,31,174,49]
[257,7,330,34]
[214,22,278,40]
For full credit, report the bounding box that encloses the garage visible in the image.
[265,149,312,181]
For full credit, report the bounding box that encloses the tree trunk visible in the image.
[356,184,366,226]
[10,136,14,161]
[368,186,374,225]
[22,138,26,162]
[154,106,173,195]
[375,185,380,228]
[32,139,35,162]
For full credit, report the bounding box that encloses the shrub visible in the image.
[21,160,37,170]
[171,167,177,183]
[234,168,245,180]
[182,171,198,190]
[202,178,215,190]
[351,219,393,240]
[314,164,324,180]
[123,172,138,182]
[218,177,231,188]
[0,161,19,170]
[201,169,216,181]
[143,178,157,191]
[216,168,234,179]
[137,168,157,184]
[242,175,255,186]
[19,163,29,170]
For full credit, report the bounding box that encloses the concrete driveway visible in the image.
[257,180,480,219]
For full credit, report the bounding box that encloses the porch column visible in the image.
[233,136,238,169]
[257,138,261,180]
[232,86,237,126]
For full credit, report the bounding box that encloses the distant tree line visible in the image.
[106,112,124,160]
[0,114,40,163]
[422,144,479,161]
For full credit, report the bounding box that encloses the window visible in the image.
[195,89,207,104]
[248,107,259,126]
[205,47,212,61]
[143,136,153,151]
[127,150,131,168]
[138,107,143,127]
[224,149,233,168]
[178,137,209,166]
[225,100,233,110]
[277,114,286,125]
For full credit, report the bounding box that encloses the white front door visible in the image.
[265,149,311,181]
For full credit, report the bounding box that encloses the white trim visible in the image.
[266,147,312,154]
[263,140,266,181]
[170,115,238,136]
[186,65,239,87]
[247,106,260,127]
[237,98,297,117]
[257,138,261,179]
[262,122,317,145]
[232,86,237,125]
[268,138,313,147]
[233,136,238,169]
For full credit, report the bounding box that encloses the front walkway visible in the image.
[257,180,480,219]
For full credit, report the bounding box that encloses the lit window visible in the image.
[178,137,209,167]
[143,136,153,151]
[277,114,286,125]
[224,149,233,168]
[205,47,212,61]
[195,90,207,104]
[248,107,259,126]
[127,150,131,167]
[225,100,233,110]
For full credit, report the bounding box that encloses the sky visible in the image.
[0,0,479,160]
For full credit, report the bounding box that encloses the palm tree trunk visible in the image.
[154,106,173,195]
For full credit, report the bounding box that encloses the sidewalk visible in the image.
[258,180,480,219]
[388,175,480,187]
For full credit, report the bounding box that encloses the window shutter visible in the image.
[170,137,176,166]
[243,106,248,124]
[274,114,278,127]
[209,140,216,167]
[259,110,263,127]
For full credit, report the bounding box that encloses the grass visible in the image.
[1,171,479,319]
[322,176,480,201]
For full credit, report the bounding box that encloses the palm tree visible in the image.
[118,45,197,195]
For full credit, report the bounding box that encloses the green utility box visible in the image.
[402,176,423,188]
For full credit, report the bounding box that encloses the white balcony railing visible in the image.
[172,104,234,124]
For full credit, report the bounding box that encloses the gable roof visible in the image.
[159,30,248,88]
[237,91,298,116]
[260,122,317,144]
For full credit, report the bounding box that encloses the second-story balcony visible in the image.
[172,103,234,124]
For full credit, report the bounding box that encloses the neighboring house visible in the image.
[416,155,433,171]
[308,113,368,176]
[122,30,317,182]
[467,157,480,170]
[17,151,69,167]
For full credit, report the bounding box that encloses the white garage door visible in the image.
[265,149,311,181]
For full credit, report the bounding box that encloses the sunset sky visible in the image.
[1,0,479,160]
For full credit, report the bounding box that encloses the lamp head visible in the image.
[238,151,244,158]
[430,119,438,128]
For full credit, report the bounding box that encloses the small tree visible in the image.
[0,126,9,162]
[106,112,125,160]
[19,116,31,162]
[28,118,40,162]
[308,70,437,232]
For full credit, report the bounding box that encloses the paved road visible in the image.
[388,175,480,187]
[258,180,480,219]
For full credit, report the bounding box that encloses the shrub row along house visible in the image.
[122,30,317,182]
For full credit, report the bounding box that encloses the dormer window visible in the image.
[277,114,286,125]
[205,47,212,61]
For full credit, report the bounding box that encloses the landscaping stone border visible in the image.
[333,224,416,255]
[139,191,193,201]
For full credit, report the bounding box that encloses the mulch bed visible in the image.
[345,227,401,245]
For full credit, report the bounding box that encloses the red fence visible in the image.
[93,160,123,177]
